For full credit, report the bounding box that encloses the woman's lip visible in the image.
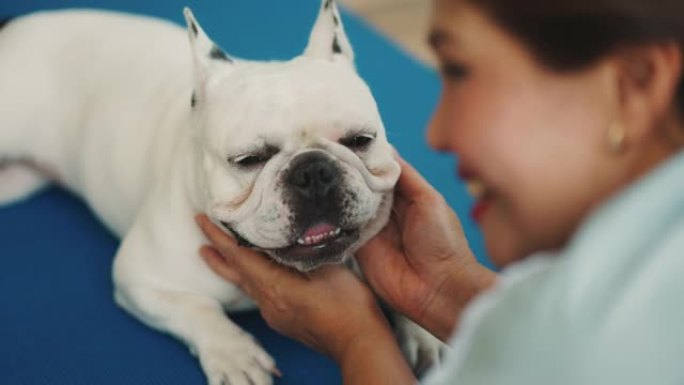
[471,198,493,222]
[458,164,493,222]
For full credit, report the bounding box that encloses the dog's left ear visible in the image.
[303,0,355,67]
[183,7,233,108]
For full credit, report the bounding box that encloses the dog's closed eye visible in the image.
[230,146,280,170]
[232,154,269,168]
[340,133,375,151]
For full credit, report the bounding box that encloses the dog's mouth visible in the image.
[219,221,359,266]
[275,222,359,262]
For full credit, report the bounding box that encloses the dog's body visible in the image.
[0,2,442,383]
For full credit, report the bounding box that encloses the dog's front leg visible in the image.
[115,284,275,385]
[113,216,276,385]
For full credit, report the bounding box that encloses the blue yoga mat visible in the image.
[0,1,490,384]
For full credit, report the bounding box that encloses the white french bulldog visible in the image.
[0,1,442,383]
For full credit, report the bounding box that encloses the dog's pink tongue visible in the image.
[302,223,337,239]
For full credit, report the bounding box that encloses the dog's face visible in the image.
[184,2,400,271]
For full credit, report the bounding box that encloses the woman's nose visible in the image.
[426,97,450,152]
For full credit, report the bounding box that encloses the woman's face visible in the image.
[428,0,623,267]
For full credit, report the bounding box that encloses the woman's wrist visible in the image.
[334,311,416,385]
[416,259,496,341]
[326,302,395,362]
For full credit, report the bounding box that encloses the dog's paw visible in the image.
[196,332,277,385]
[395,316,447,378]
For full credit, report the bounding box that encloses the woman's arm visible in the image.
[335,322,416,385]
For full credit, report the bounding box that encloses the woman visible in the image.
[196,0,684,383]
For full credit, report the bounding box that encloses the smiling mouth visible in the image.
[296,223,342,245]
[466,178,500,223]
[458,166,498,222]
[219,220,359,265]
[275,223,359,262]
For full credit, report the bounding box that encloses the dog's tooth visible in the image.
[299,228,344,247]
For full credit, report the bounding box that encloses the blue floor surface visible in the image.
[0,1,489,384]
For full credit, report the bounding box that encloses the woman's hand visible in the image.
[356,155,496,341]
[196,215,378,359]
[198,215,386,357]
[196,215,416,384]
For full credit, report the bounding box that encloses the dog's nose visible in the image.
[287,152,340,199]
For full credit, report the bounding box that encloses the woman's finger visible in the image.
[390,154,440,227]
[394,154,438,202]
[196,214,241,253]
[196,214,303,286]
[355,236,392,282]
[356,219,398,262]
[199,245,243,286]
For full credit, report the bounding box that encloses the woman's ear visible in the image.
[615,42,682,141]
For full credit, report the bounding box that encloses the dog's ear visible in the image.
[303,0,355,66]
[183,7,233,108]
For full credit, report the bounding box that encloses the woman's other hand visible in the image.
[356,155,496,341]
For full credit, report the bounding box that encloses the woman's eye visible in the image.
[440,63,469,80]
[340,134,375,150]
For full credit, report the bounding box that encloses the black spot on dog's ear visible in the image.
[324,0,333,10]
[332,36,342,54]
[209,45,232,62]
[333,14,339,26]
[190,20,198,36]
[190,92,197,108]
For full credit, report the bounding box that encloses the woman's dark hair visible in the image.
[469,0,684,116]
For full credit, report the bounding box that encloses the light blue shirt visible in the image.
[424,151,684,384]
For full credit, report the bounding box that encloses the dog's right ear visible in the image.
[304,0,354,67]
[183,7,233,109]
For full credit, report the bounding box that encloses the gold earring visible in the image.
[607,121,627,153]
